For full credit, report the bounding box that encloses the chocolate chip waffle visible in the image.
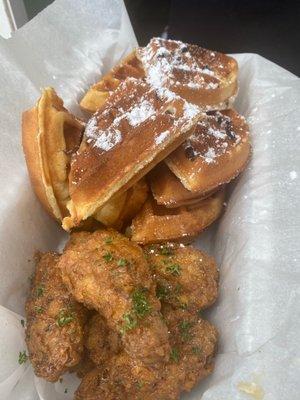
[166,109,251,194]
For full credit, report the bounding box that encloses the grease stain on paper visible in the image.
[237,381,265,400]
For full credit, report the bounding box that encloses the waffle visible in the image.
[80,51,144,113]
[166,109,251,194]
[94,178,148,229]
[22,87,84,221]
[130,190,225,244]
[149,163,217,208]
[63,77,202,230]
[137,38,238,110]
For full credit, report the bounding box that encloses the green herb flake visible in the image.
[117,258,128,267]
[179,302,188,310]
[64,388,68,394]
[192,346,202,355]
[166,263,181,276]
[36,285,45,297]
[179,320,194,341]
[35,306,44,314]
[132,288,151,318]
[159,245,174,257]
[120,311,137,335]
[170,347,180,363]
[103,252,113,262]
[135,380,144,390]
[20,319,25,328]
[105,237,113,244]
[56,310,75,327]
[18,350,28,365]
[156,285,170,301]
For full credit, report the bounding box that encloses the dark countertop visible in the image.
[125,0,300,76]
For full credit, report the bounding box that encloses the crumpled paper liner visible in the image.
[0,0,299,399]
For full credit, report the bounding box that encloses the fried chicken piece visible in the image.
[58,230,170,364]
[163,307,218,391]
[75,353,181,400]
[85,313,121,366]
[25,252,87,382]
[75,308,217,399]
[144,243,219,312]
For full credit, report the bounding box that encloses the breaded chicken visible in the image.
[75,353,181,400]
[85,313,121,366]
[25,252,86,382]
[58,230,170,364]
[162,307,218,391]
[75,308,217,399]
[144,243,219,312]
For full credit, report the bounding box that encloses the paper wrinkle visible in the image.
[0,1,299,399]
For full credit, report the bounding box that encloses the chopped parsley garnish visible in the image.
[166,263,181,276]
[132,288,151,318]
[120,288,151,335]
[35,306,44,314]
[20,319,25,328]
[103,252,113,262]
[135,380,144,390]
[64,388,68,394]
[179,320,194,341]
[156,284,170,301]
[170,347,180,363]
[18,350,28,364]
[120,311,137,335]
[56,309,74,327]
[179,302,188,310]
[192,346,202,355]
[117,258,128,267]
[159,245,174,256]
[36,285,45,297]
[105,237,113,244]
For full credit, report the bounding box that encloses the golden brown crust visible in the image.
[25,252,87,382]
[22,107,56,218]
[144,243,219,312]
[65,78,202,228]
[166,109,251,193]
[137,38,238,109]
[131,190,225,244]
[22,87,84,221]
[149,163,217,207]
[80,51,145,114]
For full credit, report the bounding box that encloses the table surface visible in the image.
[125,0,300,76]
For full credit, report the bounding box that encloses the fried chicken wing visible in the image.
[163,307,218,391]
[85,313,121,366]
[75,308,218,399]
[144,243,219,312]
[75,353,181,400]
[25,252,86,382]
[58,230,170,364]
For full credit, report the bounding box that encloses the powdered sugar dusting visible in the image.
[183,102,200,119]
[183,110,246,164]
[85,116,123,151]
[127,100,155,126]
[204,148,216,163]
[138,37,221,93]
[155,130,169,145]
[94,129,122,151]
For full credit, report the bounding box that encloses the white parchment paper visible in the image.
[0,0,299,399]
